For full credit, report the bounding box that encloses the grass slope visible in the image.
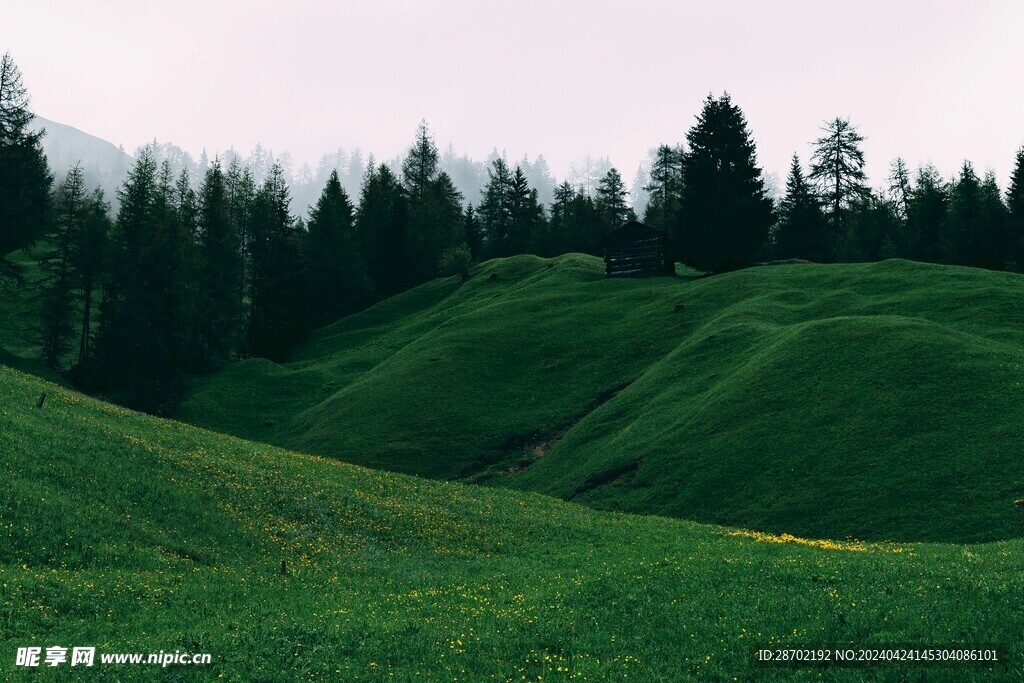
[178,255,1024,543]
[2,366,1023,681]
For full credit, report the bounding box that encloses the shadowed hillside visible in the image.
[175,255,1024,543]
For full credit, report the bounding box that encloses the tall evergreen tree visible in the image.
[478,158,515,257]
[548,182,601,255]
[774,154,829,261]
[979,170,1009,269]
[595,167,630,233]
[1007,147,1024,269]
[404,171,464,282]
[642,144,683,233]
[304,169,371,327]
[907,165,947,262]
[463,203,482,261]
[401,121,439,200]
[38,166,87,368]
[99,150,194,409]
[196,160,243,364]
[943,162,984,266]
[810,117,870,257]
[843,193,903,261]
[0,52,52,284]
[249,164,304,360]
[74,188,111,367]
[225,158,256,354]
[888,157,912,220]
[676,93,774,271]
[507,167,543,255]
[356,163,408,296]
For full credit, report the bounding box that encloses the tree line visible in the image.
[639,95,1024,272]
[3,51,1024,410]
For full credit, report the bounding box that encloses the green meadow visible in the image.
[179,255,1024,543]
[3,254,1024,679]
[1,364,1022,681]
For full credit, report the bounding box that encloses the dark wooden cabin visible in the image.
[602,221,674,277]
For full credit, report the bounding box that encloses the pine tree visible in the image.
[225,158,256,355]
[98,149,195,409]
[1007,147,1024,269]
[676,93,774,271]
[196,160,243,364]
[304,169,371,326]
[809,117,870,257]
[401,121,439,200]
[843,193,903,261]
[943,162,983,265]
[478,158,514,257]
[463,204,482,261]
[0,52,52,284]
[548,182,601,255]
[39,166,88,368]
[507,167,543,255]
[356,163,408,296]
[979,171,1009,269]
[595,168,630,233]
[74,188,110,367]
[642,144,683,233]
[774,155,829,260]
[888,158,912,220]
[249,164,304,360]
[907,165,947,262]
[404,171,464,282]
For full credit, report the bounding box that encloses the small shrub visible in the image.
[439,245,473,281]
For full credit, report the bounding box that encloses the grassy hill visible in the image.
[177,255,1024,543]
[2,365,1022,680]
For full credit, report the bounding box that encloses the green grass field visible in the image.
[177,255,1024,543]
[2,364,1023,681]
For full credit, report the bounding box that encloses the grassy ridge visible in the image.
[178,255,1024,542]
[2,365,1023,681]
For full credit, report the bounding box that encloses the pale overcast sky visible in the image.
[5,0,1024,187]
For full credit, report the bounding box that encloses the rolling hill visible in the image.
[177,255,1024,543]
[1,364,1021,681]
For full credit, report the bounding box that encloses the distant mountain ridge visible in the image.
[30,115,132,206]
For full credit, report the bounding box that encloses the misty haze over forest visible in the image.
[31,113,716,219]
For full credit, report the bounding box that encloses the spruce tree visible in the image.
[74,188,110,367]
[595,168,630,233]
[225,158,256,354]
[642,144,683,233]
[99,150,194,409]
[356,163,408,296]
[463,204,482,261]
[197,160,243,364]
[305,169,371,326]
[844,193,903,261]
[0,52,52,284]
[249,164,304,360]
[907,165,947,262]
[39,166,87,368]
[1007,147,1024,269]
[943,162,983,265]
[979,171,1009,269]
[809,117,870,257]
[676,93,774,271]
[401,121,439,200]
[507,167,543,255]
[478,158,514,257]
[775,155,829,260]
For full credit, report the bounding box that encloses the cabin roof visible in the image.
[603,220,662,244]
